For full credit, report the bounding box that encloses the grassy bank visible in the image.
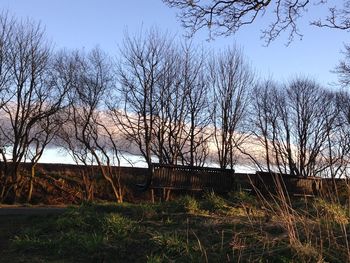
[1,192,350,262]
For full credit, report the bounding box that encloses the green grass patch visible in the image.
[3,193,350,262]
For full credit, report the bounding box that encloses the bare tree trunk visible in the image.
[8,163,22,203]
[27,163,36,203]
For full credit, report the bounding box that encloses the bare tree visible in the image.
[326,91,350,179]
[336,44,350,87]
[150,43,186,165]
[163,0,350,44]
[58,115,97,202]
[286,78,337,177]
[180,44,210,166]
[0,18,69,202]
[115,30,214,168]
[0,11,14,107]
[0,12,16,200]
[312,1,350,31]
[58,48,125,202]
[25,114,62,202]
[244,80,280,172]
[115,29,175,167]
[150,43,211,166]
[249,77,338,178]
[209,46,253,169]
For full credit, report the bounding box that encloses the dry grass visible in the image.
[1,188,349,262]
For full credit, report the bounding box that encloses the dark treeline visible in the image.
[0,12,350,203]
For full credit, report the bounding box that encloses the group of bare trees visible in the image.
[247,79,341,177]
[0,15,252,202]
[0,13,69,202]
[115,30,252,171]
[116,31,210,167]
[2,10,350,203]
[111,28,350,182]
[0,13,124,203]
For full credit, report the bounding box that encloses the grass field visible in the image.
[1,192,350,262]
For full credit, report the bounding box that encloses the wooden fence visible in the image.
[150,164,235,192]
[1,163,349,203]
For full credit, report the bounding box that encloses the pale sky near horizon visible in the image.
[0,0,349,87]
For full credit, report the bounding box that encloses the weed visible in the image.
[229,190,256,205]
[314,198,349,225]
[151,231,192,260]
[146,254,163,263]
[13,234,54,253]
[201,191,228,213]
[58,231,104,256]
[103,213,137,239]
[181,195,201,214]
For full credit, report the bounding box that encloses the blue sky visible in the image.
[1,0,348,86]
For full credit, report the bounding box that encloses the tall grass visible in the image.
[248,176,350,263]
[10,187,350,262]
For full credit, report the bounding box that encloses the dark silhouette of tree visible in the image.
[248,77,338,177]
[115,30,213,168]
[115,29,175,167]
[57,48,125,202]
[209,46,253,169]
[180,44,210,166]
[150,41,186,165]
[25,114,63,202]
[163,0,350,44]
[312,2,350,31]
[0,17,69,202]
[336,44,350,87]
[0,12,15,199]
